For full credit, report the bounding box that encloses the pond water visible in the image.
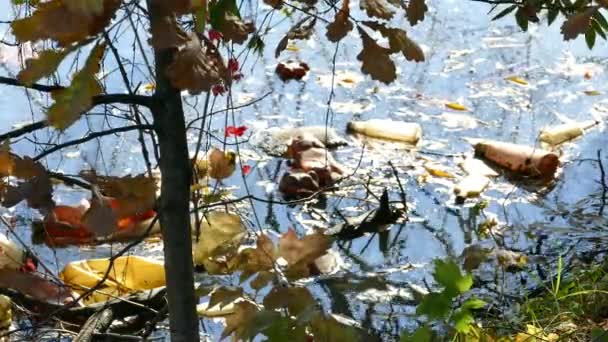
[0,0,607,340]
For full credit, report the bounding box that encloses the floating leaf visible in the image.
[363,22,424,62]
[275,61,310,82]
[47,43,105,130]
[11,0,121,46]
[360,0,394,20]
[406,0,427,26]
[445,102,468,111]
[326,0,353,42]
[505,75,528,85]
[584,90,601,96]
[561,7,597,41]
[166,33,229,94]
[356,27,396,84]
[423,163,454,178]
[18,49,72,85]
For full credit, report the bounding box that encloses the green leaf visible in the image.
[586,26,597,48]
[460,298,486,310]
[515,8,529,31]
[401,325,432,342]
[432,259,473,295]
[247,34,265,55]
[452,309,475,333]
[593,11,608,32]
[491,5,517,21]
[210,0,240,30]
[592,19,607,39]
[591,327,608,342]
[548,8,560,25]
[416,292,452,319]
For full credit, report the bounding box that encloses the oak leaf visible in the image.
[17,49,71,86]
[561,7,597,41]
[326,0,353,42]
[11,0,120,46]
[356,27,396,84]
[47,43,105,130]
[406,0,428,26]
[166,33,229,94]
[360,0,394,20]
[363,22,424,62]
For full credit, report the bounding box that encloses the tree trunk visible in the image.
[146,1,199,341]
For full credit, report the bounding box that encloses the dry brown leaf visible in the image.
[196,148,236,180]
[235,234,276,279]
[166,33,229,94]
[561,7,597,40]
[363,22,424,62]
[406,0,428,26]
[82,190,118,237]
[209,287,244,309]
[0,141,14,177]
[149,14,189,49]
[356,27,396,84]
[80,171,157,218]
[360,0,394,20]
[221,13,255,44]
[278,229,332,279]
[326,0,353,42]
[11,0,121,46]
[263,0,282,9]
[220,301,260,340]
[263,286,317,316]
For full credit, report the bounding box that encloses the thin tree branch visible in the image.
[0,76,152,107]
[599,149,606,216]
[0,120,46,141]
[34,124,153,161]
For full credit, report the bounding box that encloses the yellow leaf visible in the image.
[423,163,454,178]
[584,90,601,96]
[192,212,245,269]
[18,49,72,85]
[195,148,236,180]
[445,102,468,111]
[142,83,156,92]
[505,75,528,85]
[47,43,105,129]
[285,44,300,52]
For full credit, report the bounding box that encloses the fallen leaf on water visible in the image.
[445,102,468,111]
[505,75,528,85]
[584,90,601,96]
[423,163,454,178]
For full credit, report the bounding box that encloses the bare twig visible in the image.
[599,149,606,216]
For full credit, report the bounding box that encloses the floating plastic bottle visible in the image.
[539,120,598,145]
[474,140,559,178]
[347,119,422,144]
[454,175,490,204]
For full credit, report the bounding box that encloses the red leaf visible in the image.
[241,164,252,176]
[212,84,226,96]
[225,125,248,137]
[209,29,223,42]
[228,58,239,73]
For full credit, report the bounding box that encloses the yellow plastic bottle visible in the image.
[539,120,598,145]
[347,119,422,144]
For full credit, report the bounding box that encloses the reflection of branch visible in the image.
[34,124,153,161]
[0,76,152,107]
[599,150,606,216]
